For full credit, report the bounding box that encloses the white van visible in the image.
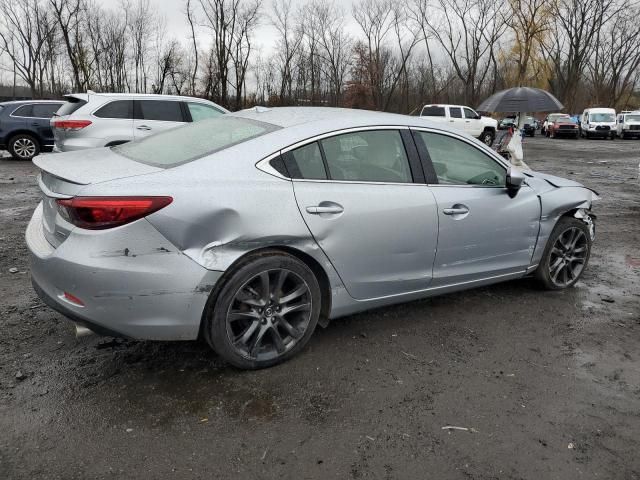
[580,107,616,139]
[616,111,640,139]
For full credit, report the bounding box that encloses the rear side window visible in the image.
[417,131,506,186]
[449,107,462,118]
[421,106,445,117]
[11,105,33,117]
[32,103,63,118]
[283,142,327,180]
[94,100,132,119]
[320,130,412,183]
[114,116,280,167]
[57,98,87,116]
[188,102,224,122]
[138,100,184,122]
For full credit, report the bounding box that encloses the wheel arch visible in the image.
[199,245,333,340]
[6,129,44,147]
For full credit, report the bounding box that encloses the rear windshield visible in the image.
[57,98,87,116]
[113,116,280,167]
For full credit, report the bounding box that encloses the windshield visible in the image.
[555,115,571,122]
[625,114,640,122]
[114,116,280,167]
[590,113,615,122]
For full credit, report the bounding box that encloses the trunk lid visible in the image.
[35,148,162,247]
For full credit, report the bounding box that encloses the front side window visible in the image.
[32,103,63,118]
[12,105,33,117]
[463,108,478,119]
[449,107,463,118]
[114,116,279,167]
[417,131,506,186]
[188,102,224,122]
[138,100,184,122]
[94,100,132,119]
[319,130,412,183]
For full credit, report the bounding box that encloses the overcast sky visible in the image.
[153,0,358,56]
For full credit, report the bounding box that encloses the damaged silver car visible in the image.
[26,107,598,369]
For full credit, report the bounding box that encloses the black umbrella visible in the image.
[477,87,564,113]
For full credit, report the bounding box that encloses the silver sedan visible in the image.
[26,107,598,369]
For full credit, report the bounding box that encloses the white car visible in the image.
[51,92,228,152]
[419,104,498,146]
[616,111,640,139]
[579,107,616,139]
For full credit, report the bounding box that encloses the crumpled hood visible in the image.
[521,170,599,199]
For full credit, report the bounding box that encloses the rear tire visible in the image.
[8,134,40,160]
[203,251,322,369]
[479,130,495,146]
[535,217,592,290]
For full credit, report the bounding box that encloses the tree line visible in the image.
[1,0,639,114]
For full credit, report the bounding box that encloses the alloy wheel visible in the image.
[548,227,588,287]
[226,268,312,361]
[13,138,36,159]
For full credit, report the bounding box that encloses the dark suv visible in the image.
[0,100,64,160]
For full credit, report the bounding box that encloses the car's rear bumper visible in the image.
[26,202,223,340]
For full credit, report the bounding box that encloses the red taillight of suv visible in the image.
[52,120,92,131]
[56,196,173,230]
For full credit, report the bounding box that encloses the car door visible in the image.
[463,107,483,136]
[92,100,134,145]
[412,129,540,286]
[287,128,439,300]
[30,103,63,145]
[133,100,186,140]
[447,106,465,132]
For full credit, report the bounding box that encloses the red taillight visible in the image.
[53,120,92,131]
[56,196,173,230]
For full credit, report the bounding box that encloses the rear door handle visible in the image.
[137,125,152,131]
[306,205,344,215]
[443,206,469,215]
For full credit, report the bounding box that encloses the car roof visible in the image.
[0,99,63,106]
[62,93,229,112]
[230,106,435,130]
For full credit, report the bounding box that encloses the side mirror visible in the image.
[506,167,525,198]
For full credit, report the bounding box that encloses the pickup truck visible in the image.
[419,104,498,146]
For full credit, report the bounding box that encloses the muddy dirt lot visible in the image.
[1,137,639,480]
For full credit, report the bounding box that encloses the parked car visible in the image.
[546,114,579,139]
[419,104,498,146]
[579,107,616,139]
[522,117,536,137]
[27,107,598,369]
[498,116,516,130]
[616,111,640,139]
[51,93,228,152]
[541,113,566,136]
[0,100,64,160]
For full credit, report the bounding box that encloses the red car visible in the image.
[547,115,579,138]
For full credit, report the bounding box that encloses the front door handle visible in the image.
[306,205,344,215]
[136,125,152,131]
[443,206,469,215]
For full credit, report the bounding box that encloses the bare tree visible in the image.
[230,0,260,109]
[416,0,506,106]
[185,0,199,95]
[0,0,56,97]
[271,0,304,105]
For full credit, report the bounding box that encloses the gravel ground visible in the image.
[0,136,639,480]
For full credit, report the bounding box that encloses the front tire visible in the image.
[8,134,40,160]
[203,251,322,369]
[535,217,592,290]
